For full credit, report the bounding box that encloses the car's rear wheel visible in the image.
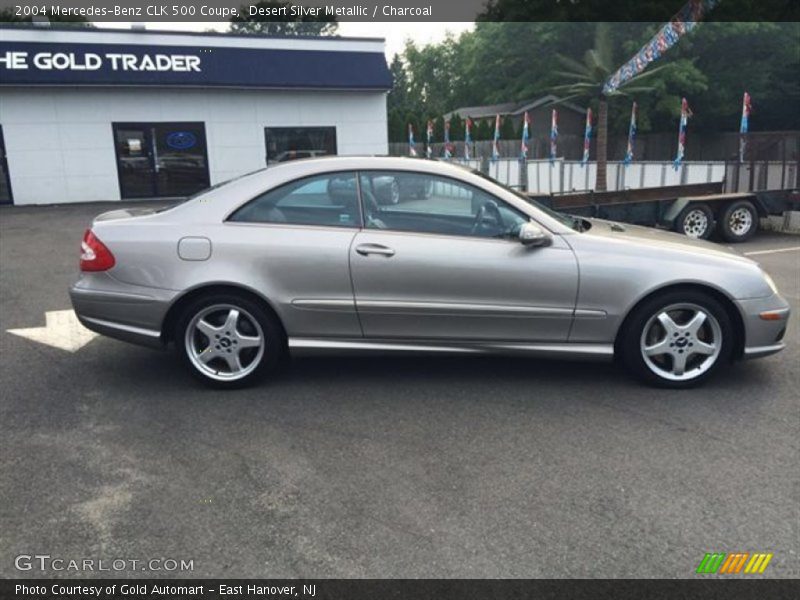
[620,290,734,388]
[176,293,284,388]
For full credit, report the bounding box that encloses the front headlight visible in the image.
[762,271,780,295]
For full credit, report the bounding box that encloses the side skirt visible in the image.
[288,338,614,361]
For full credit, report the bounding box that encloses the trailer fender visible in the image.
[661,198,691,226]
[750,194,771,218]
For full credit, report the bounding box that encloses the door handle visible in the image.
[355,243,395,257]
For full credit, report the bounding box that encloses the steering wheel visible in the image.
[470,200,505,236]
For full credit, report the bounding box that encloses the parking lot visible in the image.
[1,201,798,579]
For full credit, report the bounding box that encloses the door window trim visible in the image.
[354,169,535,242]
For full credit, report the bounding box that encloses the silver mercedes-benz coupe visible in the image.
[70,157,790,389]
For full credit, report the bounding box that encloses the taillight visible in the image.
[80,229,116,272]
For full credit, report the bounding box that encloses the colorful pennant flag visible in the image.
[491,114,501,162]
[581,108,592,165]
[624,102,638,166]
[464,117,473,160]
[425,120,433,159]
[739,92,752,162]
[549,109,558,164]
[520,111,531,160]
[673,97,692,170]
[408,123,417,157]
[603,0,720,96]
[443,119,452,159]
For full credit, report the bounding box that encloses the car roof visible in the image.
[265,155,475,175]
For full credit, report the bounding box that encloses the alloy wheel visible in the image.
[639,303,722,382]
[185,303,265,382]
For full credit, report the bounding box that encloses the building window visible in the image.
[264,127,337,165]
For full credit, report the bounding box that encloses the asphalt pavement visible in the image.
[1,202,798,578]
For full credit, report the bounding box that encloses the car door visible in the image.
[350,170,579,342]
[226,171,362,338]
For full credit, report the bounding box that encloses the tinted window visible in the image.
[265,127,337,165]
[359,171,527,239]
[229,172,360,228]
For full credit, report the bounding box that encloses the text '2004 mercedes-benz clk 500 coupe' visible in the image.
[70,157,790,389]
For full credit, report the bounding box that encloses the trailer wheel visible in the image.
[675,203,715,240]
[720,200,758,243]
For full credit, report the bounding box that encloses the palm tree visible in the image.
[552,23,658,191]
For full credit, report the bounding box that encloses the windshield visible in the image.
[471,169,584,231]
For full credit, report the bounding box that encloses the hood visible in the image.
[578,217,755,265]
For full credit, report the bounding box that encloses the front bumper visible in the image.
[69,273,176,348]
[736,293,790,360]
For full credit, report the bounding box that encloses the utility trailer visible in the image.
[530,183,799,243]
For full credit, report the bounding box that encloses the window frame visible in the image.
[225,170,363,230]
[354,169,532,242]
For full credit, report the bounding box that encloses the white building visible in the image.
[0,25,391,205]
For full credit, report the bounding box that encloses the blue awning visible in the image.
[0,41,393,90]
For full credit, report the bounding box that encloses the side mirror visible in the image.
[519,222,552,247]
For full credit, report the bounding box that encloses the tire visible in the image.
[719,199,758,243]
[675,203,714,240]
[619,290,734,389]
[175,292,285,389]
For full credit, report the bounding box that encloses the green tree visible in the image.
[551,23,663,190]
[450,114,464,142]
[402,34,465,117]
[500,115,516,140]
[397,21,799,140]
[475,118,492,141]
[387,109,404,144]
[433,115,446,146]
[230,1,337,35]
[387,55,413,117]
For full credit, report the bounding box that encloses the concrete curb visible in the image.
[760,211,800,235]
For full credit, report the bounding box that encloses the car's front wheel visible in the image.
[620,290,734,388]
[176,293,284,388]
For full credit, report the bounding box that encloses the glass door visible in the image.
[0,125,14,205]
[152,123,209,197]
[113,125,155,198]
[113,122,210,199]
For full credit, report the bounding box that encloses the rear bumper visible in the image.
[69,273,175,348]
[736,293,790,360]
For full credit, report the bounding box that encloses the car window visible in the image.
[358,171,528,239]
[229,172,360,228]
